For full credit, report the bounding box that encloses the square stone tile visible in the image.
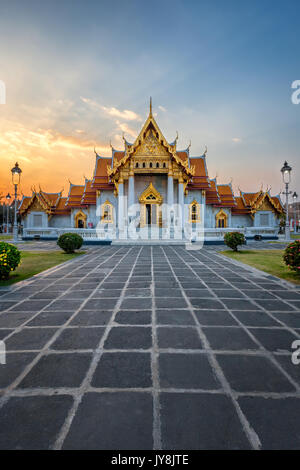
[212,289,246,299]
[254,299,295,312]
[238,396,300,449]
[0,329,11,340]
[156,310,195,325]
[190,298,224,309]
[157,327,202,349]
[114,310,151,325]
[93,289,123,298]
[184,289,214,298]
[62,392,153,449]
[27,311,74,327]
[12,300,50,312]
[120,298,152,310]
[92,352,152,388]
[275,291,300,301]
[70,310,112,326]
[217,354,295,392]
[274,354,300,386]
[124,288,151,298]
[18,352,92,388]
[5,328,58,351]
[194,310,238,326]
[155,288,183,298]
[46,300,85,311]
[0,301,17,312]
[160,393,250,449]
[84,298,118,310]
[0,311,35,328]
[271,312,300,328]
[51,327,105,350]
[232,310,279,327]
[159,353,221,389]
[0,352,36,388]
[222,299,258,311]
[0,395,73,449]
[203,327,258,351]
[241,290,277,300]
[249,328,298,352]
[104,327,152,350]
[155,298,188,309]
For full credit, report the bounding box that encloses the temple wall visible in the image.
[49,215,71,228]
[231,215,253,228]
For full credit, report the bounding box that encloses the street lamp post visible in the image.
[11,162,22,243]
[293,191,298,233]
[281,161,292,242]
[6,193,11,234]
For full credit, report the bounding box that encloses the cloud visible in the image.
[232,137,242,143]
[115,120,137,138]
[81,97,142,121]
[158,105,167,112]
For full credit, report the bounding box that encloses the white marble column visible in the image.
[178,181,184,230]
[128,175,135,213]
[167,175,174,207]
[167,174,174,234]
[118,181,124,234]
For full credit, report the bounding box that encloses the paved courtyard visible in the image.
[0,245,300,449]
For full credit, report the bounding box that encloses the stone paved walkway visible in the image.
[0,246,300,450]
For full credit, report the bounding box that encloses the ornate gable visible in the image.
[134,128,170,157]
[107,100,194,187]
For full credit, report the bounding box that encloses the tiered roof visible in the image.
[206,179,221,206]
[18,101,285,219]
[217,184,236,207]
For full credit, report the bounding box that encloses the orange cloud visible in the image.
[0,121,110,197]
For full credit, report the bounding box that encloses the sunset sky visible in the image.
[0,0,299,199]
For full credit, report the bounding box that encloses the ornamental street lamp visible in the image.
[11,162,22,243]
[6,193,11,234]
[293,191,298,233]
[281,161,292,242]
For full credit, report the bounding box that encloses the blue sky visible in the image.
[0,0,299,196]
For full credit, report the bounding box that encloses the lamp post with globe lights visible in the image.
[6,193,11,234]
[11,162,22,243]
[280,161,292,242]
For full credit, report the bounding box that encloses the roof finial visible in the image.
[204,145,208,156]
[149,96,152,116]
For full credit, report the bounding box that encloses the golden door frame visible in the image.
[139,183,163,227]
[74,210,87,228]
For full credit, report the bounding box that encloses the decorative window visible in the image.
[215,209,228,228]
[101,200,113,223]
[156,162,159,168]
[189,200,200,223]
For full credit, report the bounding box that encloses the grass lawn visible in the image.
[220,249,300,285]
[0,235,12,240]
[0,250,85,286]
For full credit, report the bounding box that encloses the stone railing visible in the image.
[22,225,278,242]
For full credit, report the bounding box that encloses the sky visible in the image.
[0,0,299,199]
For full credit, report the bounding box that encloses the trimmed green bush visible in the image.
[283,239,300,273]
[0,242,21,280]
[224,231,246,252]
[57,233,83,254]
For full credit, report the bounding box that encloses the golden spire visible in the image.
[149,96,152,116]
